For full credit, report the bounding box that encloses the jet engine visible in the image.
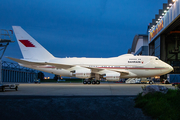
[71,68,91,79]
[105,72,120,81]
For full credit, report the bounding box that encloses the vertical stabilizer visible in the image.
[12,26,55,61]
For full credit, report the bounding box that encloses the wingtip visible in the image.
[5,56,13,60]
[12,26,21,28]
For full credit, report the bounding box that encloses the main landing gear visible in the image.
[83,80,100,85]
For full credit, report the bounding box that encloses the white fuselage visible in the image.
[22,55,173,78]
[10,26,174,81]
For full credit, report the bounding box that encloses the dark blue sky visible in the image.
[0,0,166,76]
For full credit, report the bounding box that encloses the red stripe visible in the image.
[98,67,167,70]
[19,40,35,47]
[39,66,56,68]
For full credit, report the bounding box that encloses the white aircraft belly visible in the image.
[22,65,72,77]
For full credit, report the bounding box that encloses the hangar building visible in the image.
[148,0,180,75]
[128,34,148,55]
[129,0,180,79]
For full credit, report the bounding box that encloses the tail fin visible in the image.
[12,26,55,61]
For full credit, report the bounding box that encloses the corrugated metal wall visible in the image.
[1,61,38,83]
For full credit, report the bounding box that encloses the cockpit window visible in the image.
[155,58,159,60]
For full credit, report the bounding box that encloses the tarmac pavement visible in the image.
[0,83,174,120]
[0,82,174,96]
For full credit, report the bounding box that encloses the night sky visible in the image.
[0,0,166,77]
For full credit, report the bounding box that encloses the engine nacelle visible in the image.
[105,72,121,81]
[72,68,91,79]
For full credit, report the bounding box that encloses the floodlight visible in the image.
[168,0,173,6]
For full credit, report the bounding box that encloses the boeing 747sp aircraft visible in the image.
[7,26,173,84]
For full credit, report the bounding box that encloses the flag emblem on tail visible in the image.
[19,40,35,47]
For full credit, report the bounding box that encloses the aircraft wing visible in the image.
[6,57,73,69]
[7,57,129,75]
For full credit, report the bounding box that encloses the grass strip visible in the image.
[134,89,180,120]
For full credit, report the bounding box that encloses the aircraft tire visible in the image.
[96,81,100,84]
[83,81,87,84]
[88,81,91,84]
[92,81,96,84]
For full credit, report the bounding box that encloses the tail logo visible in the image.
[19,40,35,47]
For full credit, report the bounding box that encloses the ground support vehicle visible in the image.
[0,84,19,92]
[172,82,180,86]
[34,79,40,84]
[140,78,154,84]
[167,74,180,86]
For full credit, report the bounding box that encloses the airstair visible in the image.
[125,78,141,84]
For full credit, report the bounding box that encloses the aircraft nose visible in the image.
[169,66,174,72]
[166,64,173,72]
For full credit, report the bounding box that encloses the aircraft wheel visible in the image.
[87,81,91,84]
[92,81,96,84]
[96,81,100,84]
[83,81,87,84]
